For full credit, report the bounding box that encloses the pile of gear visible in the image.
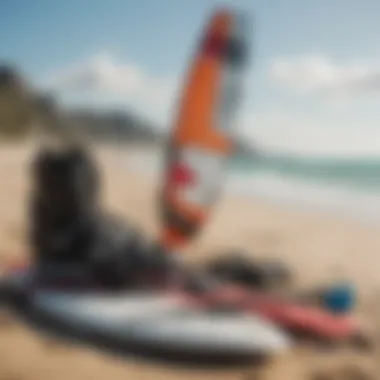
[29,143,173,289]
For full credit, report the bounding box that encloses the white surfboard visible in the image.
[0,269,290,362]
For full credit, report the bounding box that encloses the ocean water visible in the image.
[229,155,380,224]
[123,149,380,225]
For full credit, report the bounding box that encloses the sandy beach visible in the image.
[1,141,380,380]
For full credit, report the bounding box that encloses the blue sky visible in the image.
[2,0,380,156]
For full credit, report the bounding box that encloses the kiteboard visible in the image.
[0,264,290,364]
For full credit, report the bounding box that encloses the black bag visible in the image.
[30,145,100,263]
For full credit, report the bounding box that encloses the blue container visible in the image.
[321,283,356,314]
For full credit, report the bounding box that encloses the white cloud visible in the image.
[41,52,178,126]
[269,54,380,96]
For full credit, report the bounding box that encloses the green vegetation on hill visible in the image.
[66,108,162,143]
[0,64,35,137]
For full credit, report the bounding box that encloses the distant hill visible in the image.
[0,64,67,138]
[0,63,259,156]
[0,64,35,137]
[0,64,161,143]
[65,108,260,157]
[65,107,162,144]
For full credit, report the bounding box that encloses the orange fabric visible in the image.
[173,9,234,154]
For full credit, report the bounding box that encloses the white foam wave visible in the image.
[227,171,380,223]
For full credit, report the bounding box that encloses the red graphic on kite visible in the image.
[167,162,196,188]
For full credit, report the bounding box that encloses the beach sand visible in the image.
[1,141,380,380]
